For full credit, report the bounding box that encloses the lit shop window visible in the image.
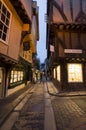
[18,71,21,81]
[10,71,24,83]
[0,1,11,42]
[0,68,2,83]
[10,70,13,83]
[20,72,23,80]
[68,64,83,82]
[14,71,18,82]
[54,68,56,79]
[56,66,60,81]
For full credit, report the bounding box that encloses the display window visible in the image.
[10,70,24,83]
[0,68,2,83]
[54,68,56,79]
[0,67,3,96]
[56,66,60,81]
[68,64,83,82]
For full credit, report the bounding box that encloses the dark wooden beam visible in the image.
[10,0,31,24]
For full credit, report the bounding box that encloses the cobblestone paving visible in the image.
[70,96,86,113]
[51,97,86,130]
[12,83,45,130]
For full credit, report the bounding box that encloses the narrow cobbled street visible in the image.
[0,81,86,130]
[12,83,45,130]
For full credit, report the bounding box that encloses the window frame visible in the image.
[0,0,12,44]
[67,63,83,83]
[10,70,24,84]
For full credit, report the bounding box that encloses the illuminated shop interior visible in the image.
[67,64,83,82]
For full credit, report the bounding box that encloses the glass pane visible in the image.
[2,5,6,14]
[0,30,2,38]
[18,71,21,81]
[7,11,10,19]
[54,68,56,79]
[10,71,14,83]
[2,33,6,41]
[3,26,7,33]
[6,18,9,26]
[14,71,18,82]
[0,1,10,42]
[21,72,23,76]
[57,66,60,81]
[10,79,13,83]
[11,74,13,78]
[1,13,5,22]
[0,21,3,30]
[11,71,14,74]
[0,68,2,83]
[68,64,83,82]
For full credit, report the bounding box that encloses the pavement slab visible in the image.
[51,95,86,130]
[44,83,56,130]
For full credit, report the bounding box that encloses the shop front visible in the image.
[53,62,85,91]
[0,68,3,98]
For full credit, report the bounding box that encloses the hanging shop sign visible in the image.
[23,41,30,51]
[50,45,55,52]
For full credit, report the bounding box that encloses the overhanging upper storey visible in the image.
[10,0,32,24]
[32,1,39,41]
[52,22,86,32]
[52,0,86,23]
[48,0,86,32]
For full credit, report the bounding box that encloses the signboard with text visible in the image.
[64,49,82,54]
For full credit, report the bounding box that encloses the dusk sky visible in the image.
[35,0,47,63]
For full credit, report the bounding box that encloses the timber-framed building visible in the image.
[0,0,39,98]
[46,0,86,91]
